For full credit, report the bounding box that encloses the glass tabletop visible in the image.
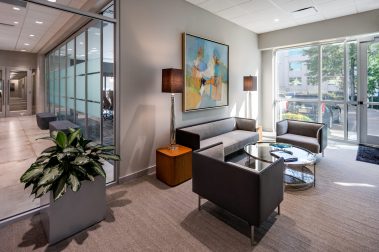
[244,142,316,166]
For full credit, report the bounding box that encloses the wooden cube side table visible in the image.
[256,126,263,142]
[156,145,192,186]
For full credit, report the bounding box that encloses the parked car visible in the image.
[284,101,341,128]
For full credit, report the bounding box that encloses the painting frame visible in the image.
[182,33,229,112]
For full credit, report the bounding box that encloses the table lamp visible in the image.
[244,76,257,119]
[162,68,184,149]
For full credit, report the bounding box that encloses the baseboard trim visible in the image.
[118,165,156,184]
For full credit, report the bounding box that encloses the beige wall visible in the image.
[0,50,37,69]
[258,9,379,50]
[258,9,379,132]
[119,0,260,178]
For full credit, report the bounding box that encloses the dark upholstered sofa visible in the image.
[176,117,259,156]
[276,119,327,156]
[192,142,284,245]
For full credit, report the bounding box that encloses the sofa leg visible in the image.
[277,204,280,215]
[250,225,256,246]
[198,195,201,211]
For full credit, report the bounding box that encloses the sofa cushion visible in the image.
[276,133,320,153]
[197,143,224,161]
[287,120,322,138]
[200,130,259,156]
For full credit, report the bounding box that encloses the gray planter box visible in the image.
[41,176,106,244]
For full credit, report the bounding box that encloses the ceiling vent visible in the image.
[291,6,318,18]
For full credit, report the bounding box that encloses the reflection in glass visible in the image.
[278,101,319,122]
[276,46,319,100]
[9,71,28,112]
[321,43,344,101]
[347,42,358,102]
[348,104,357,141]
[59,45,67,119]
[0,70,3,113]
[322,103,343,139]
[67,40,75,122]
[367,42,379,137]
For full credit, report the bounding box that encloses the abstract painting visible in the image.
[183,33,229,112]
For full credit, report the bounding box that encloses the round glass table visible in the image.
[244,142,317,190]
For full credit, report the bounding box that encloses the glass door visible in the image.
[359,39,379,145]
[5,68,32,117]
[0,67,5,117]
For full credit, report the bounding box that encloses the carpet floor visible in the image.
[0,142,379,251]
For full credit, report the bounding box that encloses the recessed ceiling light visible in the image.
[35,21,43,24]
[47,0,56,2]
[21,49,26,52]
[24,43,30,46]
[274,18,280,22]
[29,34,35,37]
[13,7,20,11]
[14,21,19,24]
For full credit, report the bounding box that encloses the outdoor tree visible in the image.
[368,43,379,100]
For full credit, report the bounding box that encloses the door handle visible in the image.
[358,101,364,105]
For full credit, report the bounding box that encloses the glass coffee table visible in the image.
[244,142,317,190]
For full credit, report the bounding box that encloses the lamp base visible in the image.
[168,144,178,150]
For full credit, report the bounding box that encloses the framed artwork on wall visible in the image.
[182,33,229,112]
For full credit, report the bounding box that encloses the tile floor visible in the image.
[0,116,114,221]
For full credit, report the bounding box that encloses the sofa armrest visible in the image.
[235,117,256,132]
[196,142,224,161]
[258,158,284,223]
[176,129,200,150]
[276,120,288,136]
[317,124,328,152]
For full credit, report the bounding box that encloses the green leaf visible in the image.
[69,173,80,192]
[95,145,115,151]
[35,155,51,163]
[35,184,52,198]
[90,160,106,178]
[20,165,44,183]
[53,176,68,201]
[71,156,90,166]
[42,146,57,154]
[67,129,81,145]
[68,127,76,134]
[63,147,80,154]
[56,131,68,149]
[38,166,62,186]
[98,153,120,161]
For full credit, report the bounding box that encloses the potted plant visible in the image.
[20,128,120,244]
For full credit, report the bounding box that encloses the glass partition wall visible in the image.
[275,40,358,141]
[46,8,115,181]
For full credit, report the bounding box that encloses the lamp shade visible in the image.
[243,76,257,91]
[162,68,184,93]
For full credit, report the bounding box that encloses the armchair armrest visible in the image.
[317,124,328,152]
[258,158,284,223]
[176,129,200,150]
[235,117,256,132]
[276,120,288,136]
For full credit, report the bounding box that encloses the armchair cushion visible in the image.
[276,133,320,153]
[276,120,288,136]
[287,120,322,138]
[200,130,259,156]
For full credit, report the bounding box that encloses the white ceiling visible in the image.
[186,0,379,34]
[0,0,91,53]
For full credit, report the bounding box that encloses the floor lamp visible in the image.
[243,76,257,119]
[162,68,184,150]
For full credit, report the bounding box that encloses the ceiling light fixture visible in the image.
[21,49,26,52]
[35,21,43,24]
[29,34,35,37]
[274,18,279,22]
[24,43,30,46]
[14,21,19,24]
[13,7,20,11]
[47,0,57,2]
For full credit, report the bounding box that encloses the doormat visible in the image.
[356,144,379,165]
